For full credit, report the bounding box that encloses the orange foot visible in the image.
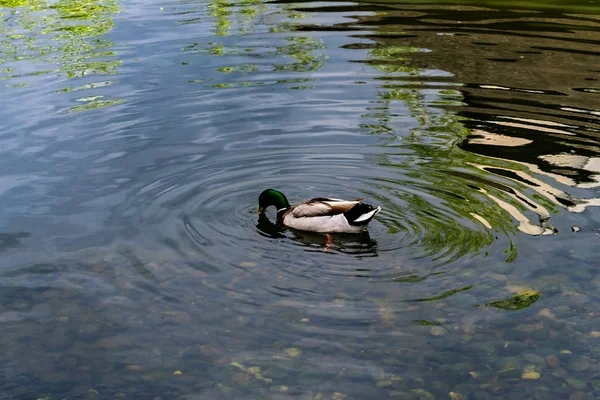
[324,234,333,252]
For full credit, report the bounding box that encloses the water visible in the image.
[1,0,599,398]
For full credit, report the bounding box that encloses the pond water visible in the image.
[1,0,600,398]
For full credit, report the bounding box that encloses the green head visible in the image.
[257,189,290,214]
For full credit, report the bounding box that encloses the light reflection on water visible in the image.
[0,0,599,398]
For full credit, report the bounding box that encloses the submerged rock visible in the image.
[502,342,526,355]
[537,308,556,319]
[545,355,560,369]
[521,364,541,380]
[264,366,288,379]
[461,334,474,342]
[569,392,592,400]
[430,326,447,336]
[566,377,588,390]
[270,385,289,393]
[284,347,302,358]
[299,371,328,385]
[214,382,234,396]
[412,388,435,400]
[239,262,257,267]
[431,381,449,393]
[231,372,251,384]
[499,356,522,370]
[375,379,393,388]
[552,368,569,379]
[474,343,497,359]
[366,364,385,380]
[521,371,540,380]
[412,378,425,388]
[523,353,545,366]
[449,392,467,400]
[247,366,261,375]
[84,389,100,400]
[591,347,600,358]
[199,343,222,357]
[568,357,591,372]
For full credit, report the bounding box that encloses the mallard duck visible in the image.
[257,189,381,234]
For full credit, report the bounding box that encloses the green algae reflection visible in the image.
[183,0,326,88]
[0,0,123,112]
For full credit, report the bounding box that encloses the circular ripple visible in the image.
[131,139,495,283]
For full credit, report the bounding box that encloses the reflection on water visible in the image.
[0,0,122,112]
[257,212,378,256]
[0,0,600,398]
[301,1,600,239]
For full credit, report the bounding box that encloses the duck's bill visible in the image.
[256,207,264,214]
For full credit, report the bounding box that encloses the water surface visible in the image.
[0,0,599,398]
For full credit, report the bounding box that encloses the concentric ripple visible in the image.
[128,135,507,284]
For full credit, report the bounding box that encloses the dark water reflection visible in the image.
[0,0,600,398]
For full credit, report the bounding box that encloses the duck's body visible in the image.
[257,189,381,234]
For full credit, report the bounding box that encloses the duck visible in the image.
[257,189,381,234]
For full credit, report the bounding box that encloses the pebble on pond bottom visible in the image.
[430,326,447,336]
[521,371,541,380]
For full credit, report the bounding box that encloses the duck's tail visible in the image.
[344,203,381,226]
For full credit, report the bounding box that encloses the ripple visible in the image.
[121,136,508,285]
